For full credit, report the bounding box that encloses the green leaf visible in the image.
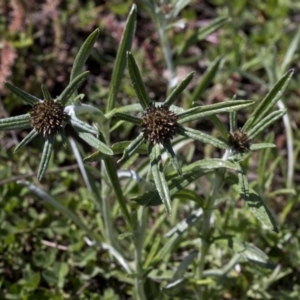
[41,84,52,101]
[0,114,31,130]
[5,82,41,105]
[118,133,145,164]
[229,239,273,269]
[250,143,276,151]
[280,27,300,75]
[149,143,172,214]
[164,142,182,175]
[178,126,228,149]
[133,158,237,206]
[70,28,99,82]
[58,71,90,105]
[178,100,254,124]
[243,69,293,132]
[17,180,98,240]
[191,56,224,103]
[178,16,228,55]
[106,4,137,112]
[69,115,98,135]
[127,52,150,109]
[14,129,38,153]
[37,135,54,181]
[114,112,142,125]
[113,140,148,155]
[234,165,278,232]
[105,103,143,119]
[164,71,195,106]
[247,109,286,140]
[76,131,113,156]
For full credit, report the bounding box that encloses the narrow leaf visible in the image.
[114,112,142,125]
[191,56,223,103]
[69,116,98,135]
[113,139,147,155]
[105,103,143,119]
[243,69,293,132]
[76,131,113,156]
[127,52,150,109]
[37,135,54,181]
[58,71,89,105]
[0,114,31,130]
[164,71,195,106]
[106,4,137,112]
[41,84,52,101]
[164,142,182,175]
[234,165,278,232]
[149,143,172,214]
[5,82,41,105]
[250,143,276,151]
[178,126,228,149]
[178,100,254,124]
[118,133,144,164]
[247,109,286,140]
[178,16,228,55]
[70,29,99,82]
[14,129,38,153]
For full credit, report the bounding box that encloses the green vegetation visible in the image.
[0,1,300,299]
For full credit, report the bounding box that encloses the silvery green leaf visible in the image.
[76,131,113,156]
[106,4,137,112]
[127,52,150,109]
[37,135,54,181]
[178,126,228,149]
[69,115,98,135]
[118,133,145,164]
[105,103,143,119]
[250,143,276,151]
[191,56,224,103]
[234,165,278,232]
[178,100,254,124]
[5,82,41,105]
[70,29,99,82]
[149,143,171,214]
[164,71,195,106]
[164,142,182,175]
[0,114,31,130]
[41,84,52,101]
[243,69,293,132]
[114,112,142,125]
[14,129,38,153]
[58,71,89,105]
[247,109,286,140]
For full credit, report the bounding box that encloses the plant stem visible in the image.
[195,169,225,298]
[134,206,148,300]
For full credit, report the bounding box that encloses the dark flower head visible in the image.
[30,100,67,137]
[228,129,251,153]
[141,103,178,145]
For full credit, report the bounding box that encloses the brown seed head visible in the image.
[228,129,250,152]
[141,104,178,145]
[30,100,67,136]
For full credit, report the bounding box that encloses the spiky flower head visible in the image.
[30,100,67,136]
[228,129,251,153]
[141,104,178,145]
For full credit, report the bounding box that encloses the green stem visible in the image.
[195,169,225,298]
[103,157,133,230]
[134,206,148,300]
